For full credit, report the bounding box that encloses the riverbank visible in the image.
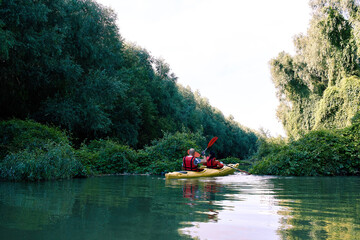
[3,117,360,181]
[0,119,247,181]
[250,114,360,176]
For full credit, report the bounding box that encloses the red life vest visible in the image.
[183,156,199,171]
[206,156,222,169]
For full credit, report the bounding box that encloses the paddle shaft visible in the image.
[225,165,251,175]
[204,137,218,154]
[187,137,218,157]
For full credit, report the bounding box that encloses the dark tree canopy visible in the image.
[0,0,257,159]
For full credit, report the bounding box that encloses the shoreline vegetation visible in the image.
[0,119,250,181]
[250,114,360,176]
[1,0,360,181]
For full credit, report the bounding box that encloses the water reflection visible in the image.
[269,177,360,240]
[0,175,359,239]
[179,180,225,221]
[178,175,284,240]
[166,178,234,224]
[0,180,78,231]
[179,176,360,240]
[181,180,201,202]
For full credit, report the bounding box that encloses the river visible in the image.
[0,174,359,239]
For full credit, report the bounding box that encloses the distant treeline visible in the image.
[0,0,257,161]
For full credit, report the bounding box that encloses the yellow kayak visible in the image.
[165,163,239,179]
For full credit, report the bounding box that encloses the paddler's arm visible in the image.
[193,155,206,165]
[200,155,207,164]
[195,155,207,165]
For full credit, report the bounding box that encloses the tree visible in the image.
[271,0,360,138]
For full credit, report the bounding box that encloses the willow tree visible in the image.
[271,0,360,138]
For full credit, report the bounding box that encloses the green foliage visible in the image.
[43,70,127,138]
[0,119,70,159]
[0,119,86,181]
[137,132,204,174]
[0,0,259,180]
[220,157,241,165]
[314,76,360,129]
[0,141,85,181]
[255,136,287,160]
[251,120,360,176]
[314,85,344,128]
[220,157,252,171]
[77,132,206,175]
[77,139,138,175]
[271,2,360,138]
[0,118,254,180]
[0,0,257,159]
[0,0,126,140]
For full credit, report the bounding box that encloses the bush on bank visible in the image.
[77,132,205,175]
[220,157,252,171]
[0,120,211,180]
[4,117,360,179]
[0,142,85,181]
[0,119,86,181]
[137,131,205,174]
[0,119,70,159]
[250,115,360,176]
[77,139,138,175]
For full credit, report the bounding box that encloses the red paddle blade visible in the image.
[207,136,218,148]
[187,150,201,158]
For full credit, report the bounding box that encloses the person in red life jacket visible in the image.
[206,151,224,169]
[182,148,206,171]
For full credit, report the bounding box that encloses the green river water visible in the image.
[0,174,359,240]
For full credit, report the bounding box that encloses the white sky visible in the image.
[96,0,311,136]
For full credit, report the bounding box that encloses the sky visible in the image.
[96,0,312,136]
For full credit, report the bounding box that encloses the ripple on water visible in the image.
[0,175,360,239]
[178,175,360,240]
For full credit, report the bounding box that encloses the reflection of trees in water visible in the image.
[0,176,242,239]
[0,181,78,231]
[269,177,360,240]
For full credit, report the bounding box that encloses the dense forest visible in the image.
[0,0,257,180]
[252,0,360,176]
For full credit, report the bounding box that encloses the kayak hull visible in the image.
[165,163,239,179]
